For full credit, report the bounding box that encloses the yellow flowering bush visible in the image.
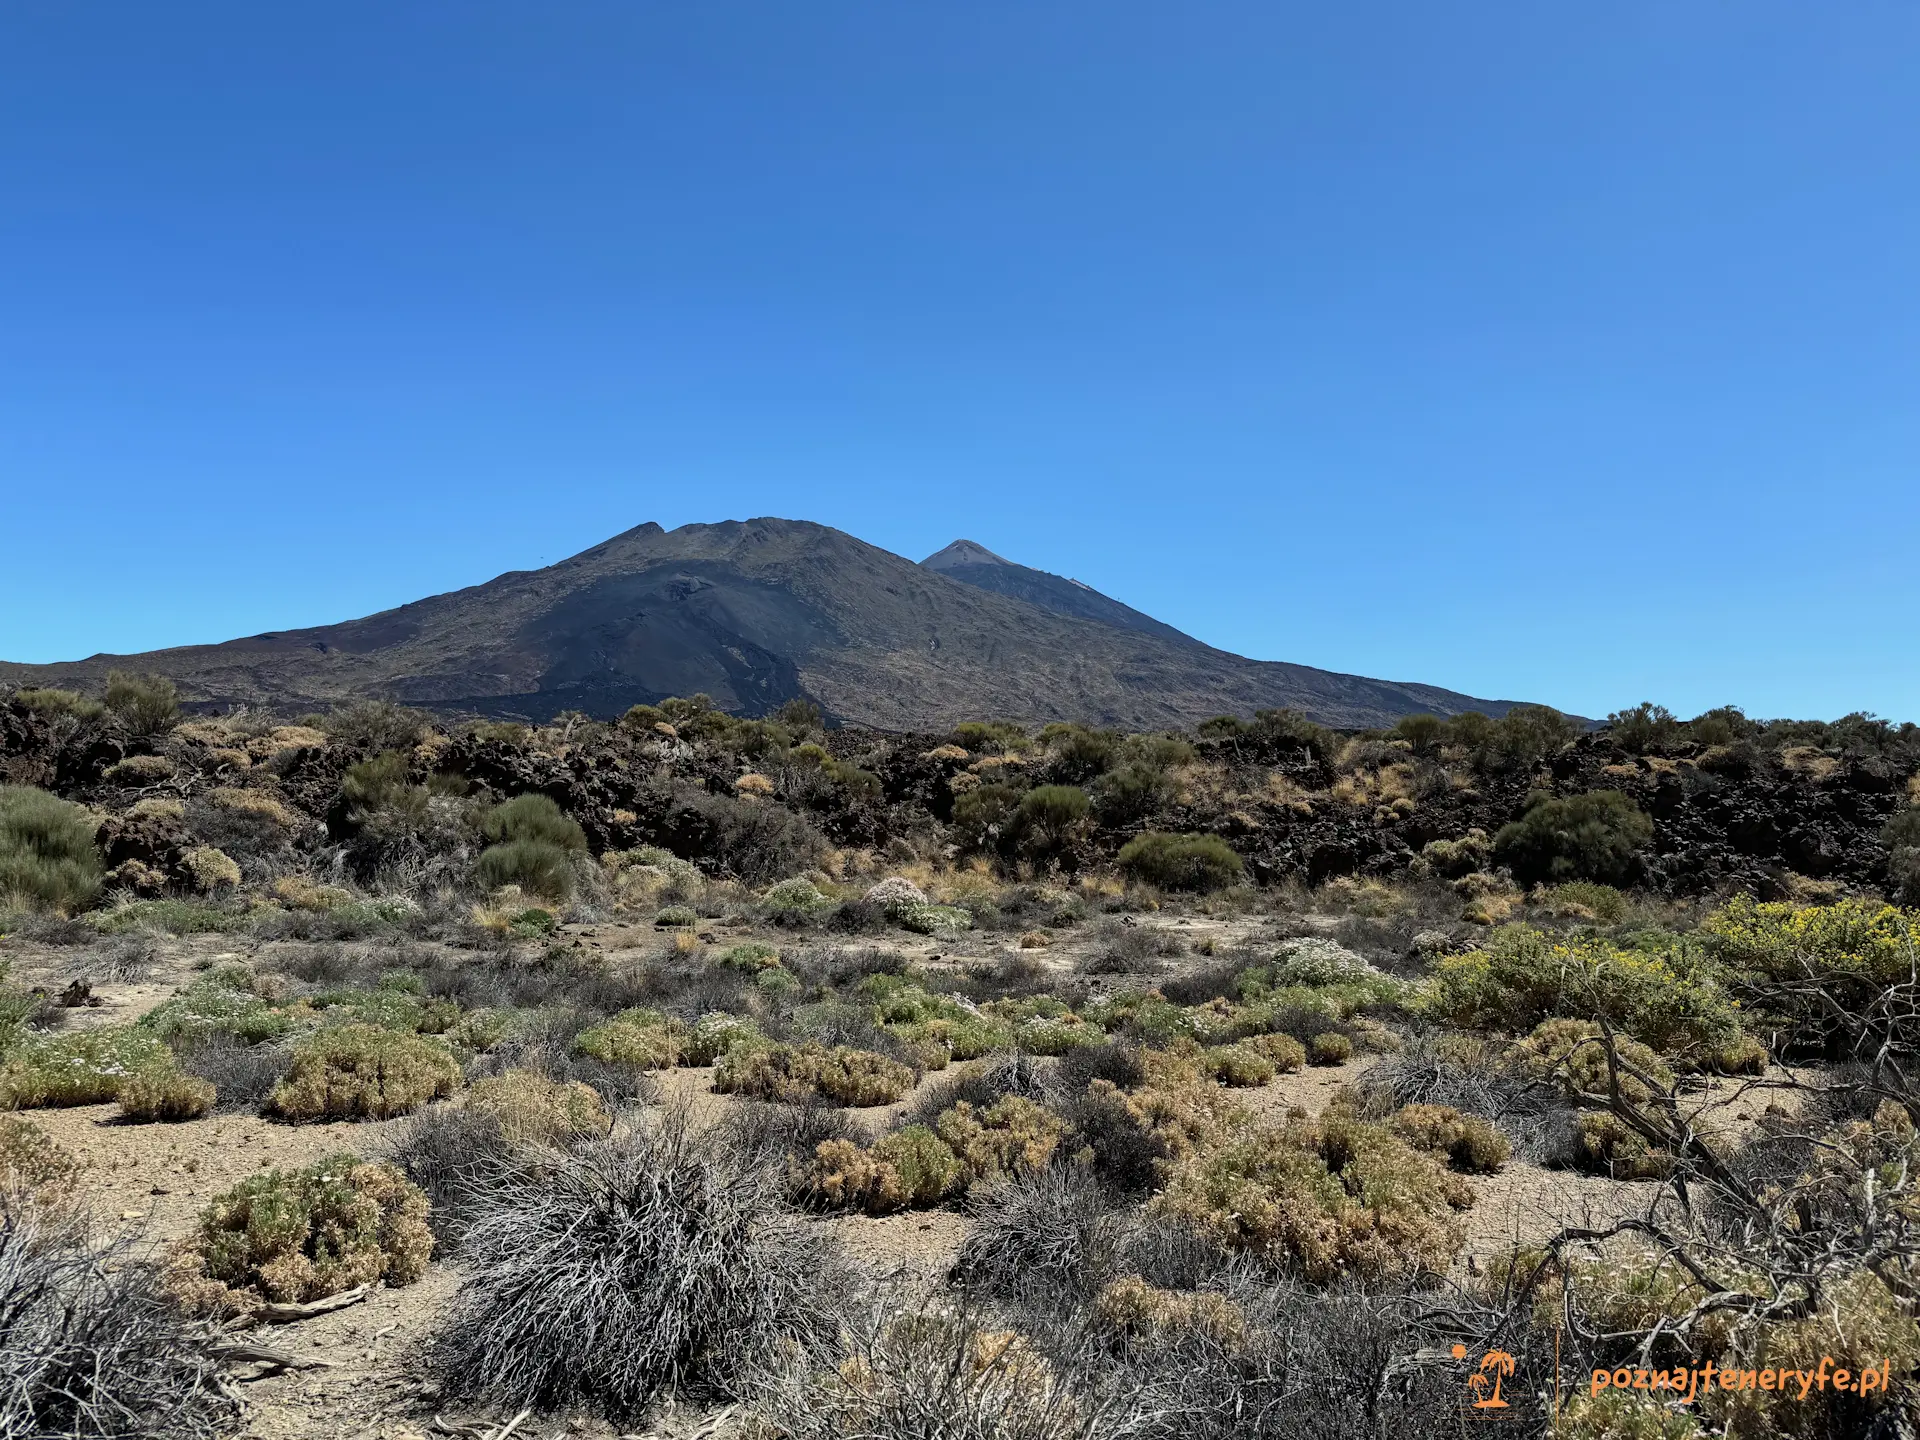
[1703,899,1920,1055]
[1424,925,1749,1063]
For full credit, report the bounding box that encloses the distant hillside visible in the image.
[920,539,1192,643]
[0,518,1528,730]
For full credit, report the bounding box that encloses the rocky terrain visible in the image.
[0,682,1916,1440]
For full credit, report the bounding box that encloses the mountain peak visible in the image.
[0,518,1524,729]
[922,539,1011,570]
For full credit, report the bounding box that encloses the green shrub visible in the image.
[951,721,1027,755]
[982,996,1100,1054]
[12,687,104,722]
[1247,1032,1307,1072]
[715,941,780,971]
[1308,1032,1353,1065]
[89,897,246,934]
[1492,790,1653,887]
[480,794,587,853]
[683,1012,763,1066]
[1539,881,1631,924]
[1085,989,1196,1047]
[117,1065,215,1122]
[339,751,420,827]
[269,1025,461,1120]
[103,671,179,736]
[1701,898,1920,1052]
[951,783,1024,853]
[1090,763,1168,826]
[873,1126,964,1202]
[509,906,557,935]
[1423,925,1746,1060]
[307,983,458,1035]
[1572,1111,1672,1180]
[0,786,103,915]
[897,902,973,934]
[140,970,296,1047]
[1605,702,1683,754]
[574,1009,687,1069]
[862,977,1012,1060]
[762,877,835,917]
[1115,832,1243,892]
[320,700,427,753]
[714,1042,914,1107]
[473,794,586,903]
[1515,1019,1674,1104]
[0,1027,171,1109]
[654,904,699,928]
[1154,1113,1472,1282]
[475,840,577,903]
[168,1153,432,1316]
[1205,1043,1276,1087]
[102,753,175,785]
[757,967,800,997]
[1014,784,1090,861]
[803,1127,963,1213]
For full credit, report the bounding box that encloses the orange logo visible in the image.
[1453,1344,1515,1409]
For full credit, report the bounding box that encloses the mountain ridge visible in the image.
[0,518,1530,730]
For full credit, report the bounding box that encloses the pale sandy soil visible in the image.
[0,912,1743,1438]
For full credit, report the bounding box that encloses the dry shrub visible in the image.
[1154,1113,1472,1282]
[117,1067,215,1123]
[1092,1273,1246,1349]
[1517,1241,1919,1440]
[1573,1112,1673,1180]
[954,1163,1118,1302]
[716,1042,915,1107]
[1083,1049,1248,1169]
[168,1152,431,1317]
[1515,1019,1673,1103]
[465,1071,611,1147]
[0,1116,78,1209]
[0,1206,236,1439]
[268,1024,461,1120]
[1346,1030,1577,1165]
[936,1097,1073,1181]
[1386,1103,1510,1173]
[208,787,302,830]
[271,875,355,911]
[749,1307,1094,1440]
[1307,1032,1352,1066]
[1203,1043,1275,1087]
[804,1127,962,1214]
[180,846,241,893]
[433,1121,847,1417]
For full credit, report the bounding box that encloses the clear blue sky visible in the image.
[3,3,1915,722]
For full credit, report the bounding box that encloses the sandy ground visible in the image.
[0,912,1734,1438]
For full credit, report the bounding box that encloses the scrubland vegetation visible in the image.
[0,680,1917,1436]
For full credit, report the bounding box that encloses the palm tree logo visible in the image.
[1466,1349,1514,1409]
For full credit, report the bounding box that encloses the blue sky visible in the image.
[2,3,1915,721]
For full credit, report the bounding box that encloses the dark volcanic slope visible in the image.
[921,539,1192,644]
[0,519,1523,729]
